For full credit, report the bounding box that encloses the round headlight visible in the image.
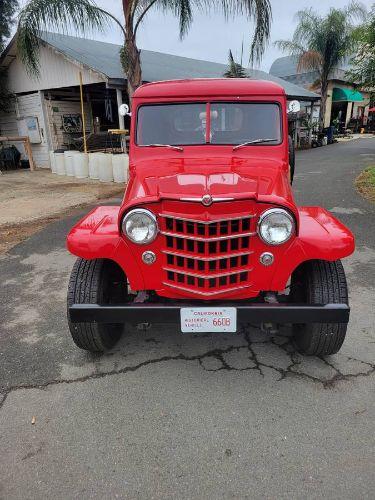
[122,209,158,244]
[258,208,295,245]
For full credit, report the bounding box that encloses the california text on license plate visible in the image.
[180,307,237,333]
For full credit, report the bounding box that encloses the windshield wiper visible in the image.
[233,138,278,151]
[144,143,184,152]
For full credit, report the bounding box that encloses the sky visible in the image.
[16,0,373,72]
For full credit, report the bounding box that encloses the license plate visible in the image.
[180,307,237,333]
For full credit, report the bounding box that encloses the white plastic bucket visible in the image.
[64,150,79,176]
[98,153,113,182]
[49,151,57,174]
[112,154,129,183]
[55,153,65,175]
[73,152,89,178]
[88,153,101,179]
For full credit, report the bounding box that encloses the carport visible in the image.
[0,31,320,169]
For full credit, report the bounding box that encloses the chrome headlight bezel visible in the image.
[122,208,158,245]
[257,208,295,246]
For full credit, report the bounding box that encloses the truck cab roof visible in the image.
[133,78,286,99]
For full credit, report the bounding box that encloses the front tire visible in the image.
[291,260,348,356]
[67,258,127,352]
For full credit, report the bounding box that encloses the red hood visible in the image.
[123,155,296,212]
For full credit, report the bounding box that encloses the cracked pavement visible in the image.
[0,138,374,499]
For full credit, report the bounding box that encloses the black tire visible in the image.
[291,260,348,356]
[67,258,127,352]
[288,135,295,184]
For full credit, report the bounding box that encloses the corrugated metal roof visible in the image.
[40,32,123,79]
[270,54,351,78]
[269,56,299,77]
[40,32,319,100]
[247,68,319,100]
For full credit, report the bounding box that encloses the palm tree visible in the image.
[275,1,366,129]
[224,49,248,78]
[346,5,375,89]
[16,0,272,100]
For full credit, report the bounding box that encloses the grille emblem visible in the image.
[201,194,213,206]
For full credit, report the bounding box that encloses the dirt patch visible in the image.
[355,166,375,204]
[0,203,110,254]
[0,169,123,225]
[0,218,61,254]
[0,168,124,253]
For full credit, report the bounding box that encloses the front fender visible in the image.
[66,206,144,290]
[270,207,355,289]
[67,206,355,298]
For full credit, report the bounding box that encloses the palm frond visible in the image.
[134,0,271,63]
[17,0,117,76]
[1,0,19,53]
[294,7,320,25]
[344,1,367,22]
[297,50,322,73]
[218,0,272,65]
[156,0,195,38]
[345,5,375,88]
[223,48,248,78]
[133,0,158,35]
[309,78,321,91]
[274,40,306,56]
[293,7,321,45]
[159,0,209,38]
[0,67,14,113]
[228,49,235,65]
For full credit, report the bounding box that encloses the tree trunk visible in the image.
[319,80,329,131]
[125,36,142,100]
[122,0,142,103]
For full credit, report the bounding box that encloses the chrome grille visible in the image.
[160,214,255,296]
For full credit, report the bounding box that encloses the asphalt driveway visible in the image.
[0,138,374,499]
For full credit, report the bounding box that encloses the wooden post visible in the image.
[24,137,35,171]
[116,88,125,130]
[309,102,314,146]
[79,71,87,153]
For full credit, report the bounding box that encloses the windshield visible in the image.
[136,102,282,146]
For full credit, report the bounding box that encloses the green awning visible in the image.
[332,87,364,102]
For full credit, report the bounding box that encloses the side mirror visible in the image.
[288,100,301,113]
[119,104,130,116]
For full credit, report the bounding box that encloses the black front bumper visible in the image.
[69,303,350,324]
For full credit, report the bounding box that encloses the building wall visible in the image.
[324,81,334,128]
[0,92,50,167]
[0,103,18,137]
[44,98,92,150]
[324,81,371,128]
[0,91,98,168]
[6,43,105,94]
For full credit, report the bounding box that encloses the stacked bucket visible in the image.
[50,151,129,183]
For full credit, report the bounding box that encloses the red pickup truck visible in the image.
[67,79,354,355]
